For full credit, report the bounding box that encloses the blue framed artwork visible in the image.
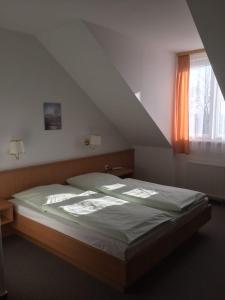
[43,102,62,130]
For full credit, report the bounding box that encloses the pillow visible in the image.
[13,184,84,211]
[67,172,122,191]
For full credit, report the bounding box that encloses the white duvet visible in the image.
[42,191,171,244]
[98,178,205,212]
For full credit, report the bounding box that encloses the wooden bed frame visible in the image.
[0,149,211,291]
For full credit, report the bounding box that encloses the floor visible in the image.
[2,205,225,300]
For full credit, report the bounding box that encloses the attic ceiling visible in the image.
[0,1,203,147]
[0,0,202,51]
[38,20,170,147]
[187,0,225,102]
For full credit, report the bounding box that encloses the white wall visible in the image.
[0,28,129,170]
[2,25,222,197]
[135,146,176,186]
[87,24,143,96]
[135,146,225,198]
[88,24,175,143]
[141,47,175,142]
[38,21,170,147]
[89,24,225,198]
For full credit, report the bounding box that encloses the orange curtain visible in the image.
[173,55,190,154]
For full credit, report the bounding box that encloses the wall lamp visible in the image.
[84,135,101,149]
[9,139,25,160]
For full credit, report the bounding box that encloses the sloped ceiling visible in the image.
[38,20,170,147]
[87,22,176,142]
[187,0,225,98]
[0,1,202,147]
[0,0,202,51]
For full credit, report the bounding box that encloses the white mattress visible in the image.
[10,198,209,261]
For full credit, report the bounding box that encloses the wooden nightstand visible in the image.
[106,167,134,178]
[0,201,13,226]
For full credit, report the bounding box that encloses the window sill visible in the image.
[188,159,225,167]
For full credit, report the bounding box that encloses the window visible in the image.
[189,52,225,153]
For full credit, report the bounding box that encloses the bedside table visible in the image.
[106,168,134,178]
[0,201,13,226]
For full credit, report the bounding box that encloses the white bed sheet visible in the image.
[10,197,209,261]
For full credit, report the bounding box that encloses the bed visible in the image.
[66,172,206,213]
[0,149,211,291]
[11,196,209,261]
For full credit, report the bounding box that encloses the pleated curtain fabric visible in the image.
[173,54,190,154]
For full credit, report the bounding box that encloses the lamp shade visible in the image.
[89,135,101,146]
[9,139,25,159]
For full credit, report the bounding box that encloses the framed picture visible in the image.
[43,102,62,130]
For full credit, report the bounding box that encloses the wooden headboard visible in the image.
[0,149,134,199]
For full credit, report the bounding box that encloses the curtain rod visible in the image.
[177,48,205,56]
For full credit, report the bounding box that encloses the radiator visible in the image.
[186,160,225,198]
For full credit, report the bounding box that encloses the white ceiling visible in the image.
[0,0,202,51]
[39,20,170,147]
[187,0,225,99]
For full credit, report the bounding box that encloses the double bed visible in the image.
[0,149,211,291]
